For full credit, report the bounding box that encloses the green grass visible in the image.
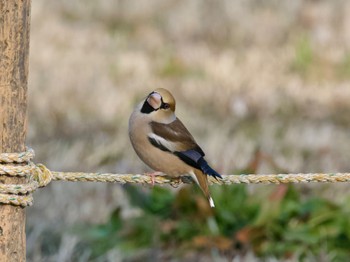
[72,184,350,260]
[291,36,314,76]
[159,54,204,78]
[338,53,350,78]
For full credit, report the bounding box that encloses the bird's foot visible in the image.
[145,171,163,186]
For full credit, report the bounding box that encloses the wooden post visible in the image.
[0,0,31,261]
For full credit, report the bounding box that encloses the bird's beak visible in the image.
[147,92,162,110]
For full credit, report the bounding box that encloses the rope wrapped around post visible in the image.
[0,148,51,206]
[1,148,350,207]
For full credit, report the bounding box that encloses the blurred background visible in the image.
[27,0,350,261]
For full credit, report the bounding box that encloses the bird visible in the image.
[128,88,222,208]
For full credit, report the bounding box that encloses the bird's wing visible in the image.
[148,118,222,179]
[148,118,204,154]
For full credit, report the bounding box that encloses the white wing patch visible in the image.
[148,133,178,152]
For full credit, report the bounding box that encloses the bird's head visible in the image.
[140,88,176,123]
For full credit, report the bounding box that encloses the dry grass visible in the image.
[26,0,350,261]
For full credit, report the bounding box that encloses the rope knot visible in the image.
[0,147,52,207]
[33,163,53,188]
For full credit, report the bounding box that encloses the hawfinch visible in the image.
[129,88,222,207]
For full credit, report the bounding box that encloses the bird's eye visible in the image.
[162,103,170,109]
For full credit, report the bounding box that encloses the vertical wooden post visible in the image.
[0,0,31,261]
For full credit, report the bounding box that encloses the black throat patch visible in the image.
[140,101,154,114]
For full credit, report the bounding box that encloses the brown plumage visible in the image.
[128,88,222,207]
[149,119,203,152]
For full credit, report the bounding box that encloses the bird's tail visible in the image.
[192,169,215,208]
[198,158,222,180]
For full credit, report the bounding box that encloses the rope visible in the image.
[51,172,350,185]
[0,148,51,206]
[1,148,350,207]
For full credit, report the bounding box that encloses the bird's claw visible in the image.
[146,171,163,186]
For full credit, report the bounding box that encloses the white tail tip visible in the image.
[209,197,215,208]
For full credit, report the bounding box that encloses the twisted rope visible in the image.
[51,171,350,185]
[1,148,350,206]
[0,148,51,206]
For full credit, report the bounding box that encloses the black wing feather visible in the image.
[148,136,170,152]
[174,149,222,179]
